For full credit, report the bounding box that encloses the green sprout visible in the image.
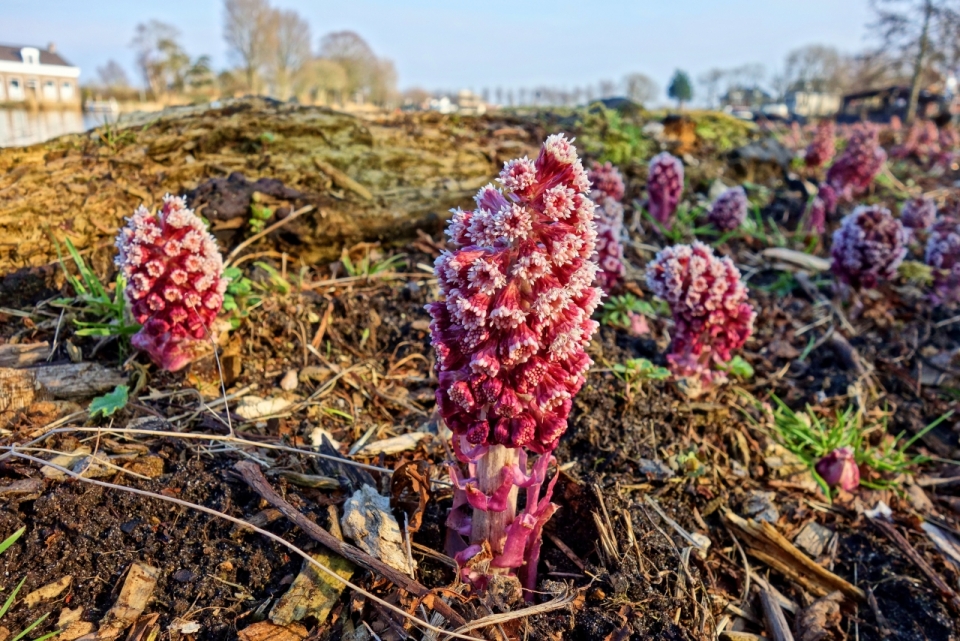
[612,358,670,399]
[340,247,407,278]
[600,294,659,329]
[0,527,60,641]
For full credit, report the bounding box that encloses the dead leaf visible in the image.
[795,591,843,641]
[390,460,430,534]
[97,563,159,640]
[24,575,72,607]
[268,549,354,625]
[238,621,308,641]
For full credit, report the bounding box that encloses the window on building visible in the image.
[8,78,23,100]
[61,81,74,100]
[43,80,57,100]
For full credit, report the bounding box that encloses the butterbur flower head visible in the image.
[804,120,836,168]
[900,197,937,232]
[825,123,886,201]
[589,162,626,292]
[647,152,684,226]
[815,446,860,492]
[116,194,226,371]
[645,242,755,386]
[429,134,601,455]
[830,205,906,290]
[708,186,748,232]
[925,216,960,306]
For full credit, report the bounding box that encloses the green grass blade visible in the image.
[0,526,25,555]
[0,577,27,620]
[10,611,51,641]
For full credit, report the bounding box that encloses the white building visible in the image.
[0,43,80,106]
[785,90,841,118]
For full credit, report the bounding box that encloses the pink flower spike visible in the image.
[588,161,627,293]
[804,120,836,168]
[815,446,860,492]
[825,123,886,202]
[830,205,906,290]
[115,195,226,372]
[708,186,748,232]
[647,152,684,227]
[925,216,960,306]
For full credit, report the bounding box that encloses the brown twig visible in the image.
[224,205,315,267]
[870,517,960,612]
[757,586,795,641]
[233,460,468,627]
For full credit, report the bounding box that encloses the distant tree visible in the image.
[668,70,693,109]
[622,73,659,105]
[779,45,846,95]
[223,0,275,93]
[268,8,312,100]
[698,68,725,108]
[300,58,348,104]
[97,60,130,88]
[598,79,617,99]
[185,55,215,91]
[131,20,181,98]
[369,58,398,106]
[869,0,960,120]
[318,31,379,102]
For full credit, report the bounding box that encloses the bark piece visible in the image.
[268,549,354,625]
[758,586,794,641]
[96,563,159,640]
[31,363,126,399]
[0,343,49,368]
[341,485,414,575]
[793,522,834,558]
[238,621,307,641]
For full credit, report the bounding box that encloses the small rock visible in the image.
[341,485,415,574]
[743,490,780,524]
[794,522,834,558]
[72,453,113,478]
[280,370,299,392]
[637,458,674,480]
[173,569,196,583]
[120,519,142,535]
[40,446,91,479]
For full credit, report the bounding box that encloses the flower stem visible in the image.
[471,444,518,561]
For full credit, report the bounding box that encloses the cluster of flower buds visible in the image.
[925,216,960,305]
[816,446,860,492]
[708,186,748,232]
[588,162,626,292]
[892,120,941,165]
[645,242,755,386]
[804,120,836,168]
[824,124,887,209]
[428,134,602,592]
[646,152,684,228]
[830,205,906,290]
[115,195,227,372]
[900,196,937,235]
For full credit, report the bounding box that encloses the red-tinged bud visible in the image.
[804,120,835,168]
[647,152,684,227]
[588,161,626,293]
[116,194,226,372]
[925,216,960,305]
[708,186,748,232]
[825,123,886,202]
[815,446,860,492]
[831,205,906,290]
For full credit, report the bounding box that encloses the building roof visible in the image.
[0,44,74,67]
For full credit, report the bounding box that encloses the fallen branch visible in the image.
[233,460,468,628]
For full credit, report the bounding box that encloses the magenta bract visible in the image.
[708,186,748,232]
[647,152,684,227]
[825,124,886,207]
[804,120,836,168]
[925,216,960,305]
[830,205,906,290]
[116,195,227,371]
[589,162,626,292]
[645,242,755,386]
[815,446,860,492]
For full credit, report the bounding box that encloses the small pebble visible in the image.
[173,569,196,583]
[280,370,299,392]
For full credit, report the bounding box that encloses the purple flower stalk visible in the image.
[647,152,684,227]
[115,195,227,371]
[830,205,907,290]
[824,124,886,209]
[815,446,860,492]
[708,186,748,232]
[428,134,602,592]
[589,162,627,292]
[645,242,756,386]
[804,120,836,168]
[893,120,941,165]
[925,216,960,306]
[900,197,937,234]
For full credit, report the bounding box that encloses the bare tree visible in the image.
[622,73,659,105]
[780,45,846,93]
[869,0,960,120]
[318,31,379,102]
[268,9,311,100]
[131,20,181,98]
[97,60,130,88]
[223,0,275,93]
[698,68,726,108]
[300,58,348,104]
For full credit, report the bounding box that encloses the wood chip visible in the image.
[238,621,308,641]
[96,563,159,640]
[0,342,49,368]
[31,363,126,399]
[269,549,354,626]
[761,248,830,272]
[24,575,72,607]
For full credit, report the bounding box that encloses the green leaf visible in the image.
[726,356,754,379]
[0,526,25,556]
[89,385,129,418]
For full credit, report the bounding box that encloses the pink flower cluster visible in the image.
[900,196,937,233]
[589,161,627,292]
[116,195,227,371]
[708,186,748,232]
[824,123,887,208]
[830,205,906,290]
[428,134,601,590]
[893,120,943,165]
[925,216,960,305]
[647,152,684,227]
[804,120,836,168]
[645,242,755,386]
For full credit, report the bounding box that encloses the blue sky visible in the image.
[4,0,873,102]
